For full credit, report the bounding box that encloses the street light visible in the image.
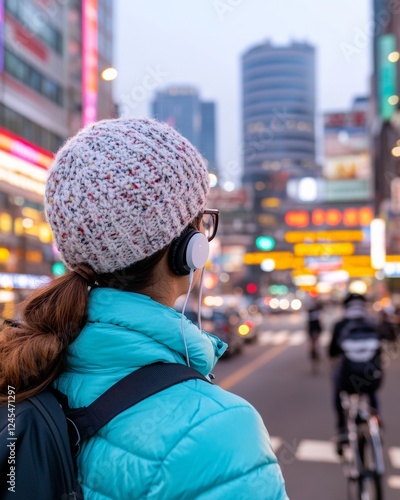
[388,51,400,63]
[101,67,118,81]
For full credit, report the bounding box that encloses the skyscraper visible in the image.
[242,40,316,224]
[151,86,217,175]
[199,101,217,174]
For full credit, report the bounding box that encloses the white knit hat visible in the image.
[45,117,210,273]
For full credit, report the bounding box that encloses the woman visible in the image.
[0,118,288,499]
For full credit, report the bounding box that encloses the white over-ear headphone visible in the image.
[168,228,209,276]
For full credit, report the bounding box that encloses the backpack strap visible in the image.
[64,362,210,446]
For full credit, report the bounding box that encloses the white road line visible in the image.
[259,330,289,345]
[288,331,306,345]
[295,439,340,464]
[270,330,289,345]
[259,331,274,345]
[387,476,400,489]
[269,436,282,453]
[389,447,400,469]
[259,329,331,347]
[272,437,400,481]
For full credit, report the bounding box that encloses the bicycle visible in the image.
[339,392,385,500]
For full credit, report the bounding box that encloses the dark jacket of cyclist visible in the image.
[328,293,382,438]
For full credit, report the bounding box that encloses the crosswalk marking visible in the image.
[295,439,340,464]
[270,330,288,345]
[258,331,274,345]
[287,331,306,345]
[269,436,282,452]
[271,437,400,478]
[259,329,332,347]
[389,447,400,469]
[388,476,400,489]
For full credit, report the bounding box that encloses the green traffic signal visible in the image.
[52,261,66,276]
[255,236,275,251]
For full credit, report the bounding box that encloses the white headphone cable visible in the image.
[180,268,194,367]
[197,267,206,331]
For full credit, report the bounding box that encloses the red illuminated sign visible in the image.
[286,207,373,228]
[285,211,309,228]
[325,209,342,226]
[312,209,324,226]
[324,111,366,129]
[0,127,53,169]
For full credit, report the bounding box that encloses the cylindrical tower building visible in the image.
[242,41,316,207]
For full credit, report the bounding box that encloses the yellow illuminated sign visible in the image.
[294,242,355,257]
[342,256,371,266]
[0,150,47,196]
[14,218,53,243]
[285,230,364,243]
[346,267,376,278]
[258,214,277,226]
[243,252,293,265]
[261,197,281,208]
[386,255,400,262]
[0,213,12,233]
[0,248,10,262]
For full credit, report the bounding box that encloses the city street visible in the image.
[212,309,400,499]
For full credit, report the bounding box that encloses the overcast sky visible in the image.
[114,0,371,187]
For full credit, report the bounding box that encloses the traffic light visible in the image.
[52,261,66,276]
[255,236,275,251]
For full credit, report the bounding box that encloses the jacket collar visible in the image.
[81,288,227,376]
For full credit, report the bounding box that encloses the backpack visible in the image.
[337,318,383,395]
[0,362,209,500]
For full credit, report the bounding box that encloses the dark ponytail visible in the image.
[0,272,89,403]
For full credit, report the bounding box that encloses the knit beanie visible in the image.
[45,117,210,273]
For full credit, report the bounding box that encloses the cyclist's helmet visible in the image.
[343,292,367,307]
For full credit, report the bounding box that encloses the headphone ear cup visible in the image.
[186,233,209,270]
[168,229,209,276]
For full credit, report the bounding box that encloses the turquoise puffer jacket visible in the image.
[55,288,288,499]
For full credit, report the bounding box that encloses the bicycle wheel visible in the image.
[340,443,362,500]
[358,427,383,500]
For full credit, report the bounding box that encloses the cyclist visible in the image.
[307,297,323,372]
[328,293,383,453]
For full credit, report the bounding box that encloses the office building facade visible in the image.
[151,86,218,175]
[0,0,115,315]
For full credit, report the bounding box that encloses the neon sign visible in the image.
[82,0,98,126]
[285,207,373,228]
[285,211,309,228]
[0,128,53,169]
[0,150,47,196]
[0,0,3,72]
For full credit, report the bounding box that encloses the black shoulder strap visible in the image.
[65,362,210,444]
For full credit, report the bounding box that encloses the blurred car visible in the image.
[180,307,245,357]
[211,310,244,357]
[236,305,262,344]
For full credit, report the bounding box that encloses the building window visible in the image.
[4,49,63,106]
[5,0,63,55]
[0,103,63,153]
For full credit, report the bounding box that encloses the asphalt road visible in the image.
[211,308,400,500]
